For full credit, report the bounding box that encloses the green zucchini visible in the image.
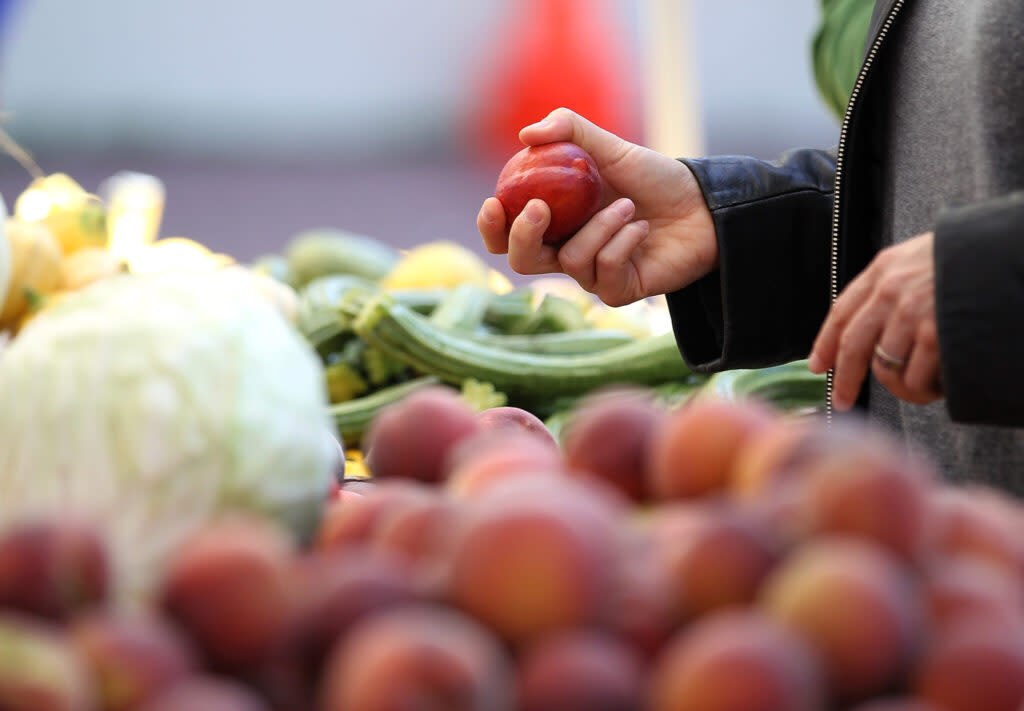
[296,274,378,346]
[508,293,588,334]
[703,360,827,415]
[286,229,401,286]
[328,375,442,446]
[468,328,636,355]
[350,293,691,409]
[429,283,492,332]
[481,287,535,332]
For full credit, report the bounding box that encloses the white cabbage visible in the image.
[0,270,337,598]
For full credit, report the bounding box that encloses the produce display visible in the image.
[1,388,1023,710]
[4,168,1020,710]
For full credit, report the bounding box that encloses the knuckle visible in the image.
[875,276,902,305]
[916,322,939,350]
[874,246,898,269]
[893,297,917,321]
[837,331,862,356]
[594,249,620,274]
[557,248,586,276]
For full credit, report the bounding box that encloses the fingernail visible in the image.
[615,199,635,221]
[524,201,544,224]
[530,118,552,130]
[832,395,849,411]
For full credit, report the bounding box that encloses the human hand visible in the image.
[477,108,717,307]
[808,232,943,410]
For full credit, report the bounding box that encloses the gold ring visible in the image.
[873,344,906,371]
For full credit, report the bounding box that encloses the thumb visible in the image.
[518,108,631,168]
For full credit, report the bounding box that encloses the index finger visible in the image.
[519,108,631,168]
[808,269,876,373]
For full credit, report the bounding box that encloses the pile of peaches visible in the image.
[2,386,1024,711]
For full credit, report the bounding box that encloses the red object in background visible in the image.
[467,0,644,163]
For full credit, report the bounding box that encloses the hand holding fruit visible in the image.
[478,108,719,307]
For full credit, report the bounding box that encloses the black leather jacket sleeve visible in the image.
[665,148,836,373]
[934,190,1024,426]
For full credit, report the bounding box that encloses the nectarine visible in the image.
[495,141,603,244]
[647,610,825,711]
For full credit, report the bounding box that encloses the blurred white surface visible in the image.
[1,0,838,162]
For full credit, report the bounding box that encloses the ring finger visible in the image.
[870,318,915,390]
[557,198,637,291]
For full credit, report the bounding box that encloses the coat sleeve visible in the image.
[934,190,1024,426]
[665,148,836,373]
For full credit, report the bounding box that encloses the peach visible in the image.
[370,493,460,571]
[70,610,196,711]
[647,610,825,711]
[495,141,603,244]
[134,675,270,711]
[728,418,824,499]
[472,468,632,521]
[318,603,514,711]
[562,387,666,502]
[363,385,481,484]
[920,555,1024,638]
[158,517,295,674]
[516,631,644,711]
[0,518,110,621]
[797,437,935,561]
[445,483,621,645]
[658,507,784,618]
[315,479,433,552]
[759,537,922,702]
[914,624,1024,711]
[926,485,1024,580]
[603,525,681,659]
[442,430,565,500]
[474,405,558,449]
[259,547,420,710]
[648,397,776,501]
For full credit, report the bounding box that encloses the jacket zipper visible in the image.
[827,0,906,424]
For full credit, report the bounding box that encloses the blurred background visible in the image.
[0,0,839,268]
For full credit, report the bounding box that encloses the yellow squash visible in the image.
[14,174,108,255]
[58,246,127,291]
[0,219,63,328]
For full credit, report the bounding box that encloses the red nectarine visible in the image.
[495,141,603,244]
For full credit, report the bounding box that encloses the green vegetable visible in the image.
[0,271,339,599]
[469,328,636,355]
[460,378,508,412]
[329,375,442,446]
[812,0,874,120]
[481,287,535,332]
[285,228,401,286]
[325,360,369,403]
[297,274,377,337]
[429,283,492,332]
[703,360,827,414]
[351,293,692,412]
[511,293,588,334]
